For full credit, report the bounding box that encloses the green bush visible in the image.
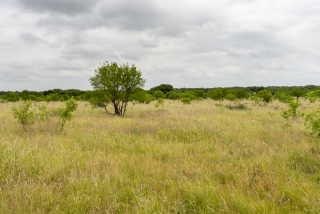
[4,91,20,102]
[281,101,302,119]
[154,98,164,108]
[305,106,320,137]
[11,100,34,130]
[180,98,191,105]
[153,90,165,99]
[57,98,78,131]
[257,89,273,103]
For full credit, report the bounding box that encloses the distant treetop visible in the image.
[149,84,174,94]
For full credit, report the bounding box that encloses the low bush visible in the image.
[225,103,247,110]
[180,98,191,105]
[305,105,320,137]
[11,100,35,130]
[57,97,78,131]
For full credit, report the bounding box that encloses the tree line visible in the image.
[1,84,319,103]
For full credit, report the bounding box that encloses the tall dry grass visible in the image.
[0,99,319,213]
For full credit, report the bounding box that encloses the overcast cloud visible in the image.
[0,0,319,91]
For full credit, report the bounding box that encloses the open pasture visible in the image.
[0,100,319,213]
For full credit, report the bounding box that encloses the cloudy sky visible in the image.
[0,0,319,91]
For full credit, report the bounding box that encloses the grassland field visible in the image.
[0,99,320,213]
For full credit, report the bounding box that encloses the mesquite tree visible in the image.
[89,61,146,116]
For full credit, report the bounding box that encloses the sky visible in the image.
[0,0,319,91]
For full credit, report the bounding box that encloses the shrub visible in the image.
[306,90,320,103]
[11,100,34,130]
[57,98,78,131]
[180,98,191,105]
[4,91,20,102]
[281,101,302,119]
[37,104,50,122]
[132,89,153,104]
[155,98,164,108]
[88,90,110,113]
[225,103,247,110]
[166,91,181,100]
[249,95,262,106]
[153,90,165,99]
[257,89,273,103]
[305,106,320,137]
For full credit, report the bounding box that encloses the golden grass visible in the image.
[0,100,319,213]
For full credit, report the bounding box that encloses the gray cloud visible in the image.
[19,32,46,44]
[16,0,99,15]
[0,0,320,91]
[138,38,159,48]
[98,0,163,31]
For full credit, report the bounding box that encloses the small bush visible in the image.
[180,98,191,105]
[305,106,320,137]
[11,100,35,130]
[281,101,302,119]
[57,98,78,131]
[37,104,50,122]
[154,98,164,108]
[225,103,247,110]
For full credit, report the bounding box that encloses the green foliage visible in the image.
[180,97,191,104]
[249,95,262,105]
[36,104,50,131]
[166,91,181,100]
[37,104,50,122]
[88,90,111,112]
[235,89,250,100]
[153,90,165,99]
[11,100,34,130]
[207,89,225,103]
[306,90,320,103]
[3,91,20,102]
[21,89,31,101]
[289,101,301,116]
[180,91,196,101]
[257,89,273,103]
[290,87,304,100]
[132,89,153,104]
[46,93,63,102]
[275,91,293,106]
[89,61,146,116]
[58,98,78,131]
[281,110,292,119]
[154,98,164,108]
[149,84,174,94]
[225,93,237,102]
[191,90,207,100]
[305,106,320,137]
[281,101,302,119]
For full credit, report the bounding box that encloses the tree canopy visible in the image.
[89,61,146,116]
